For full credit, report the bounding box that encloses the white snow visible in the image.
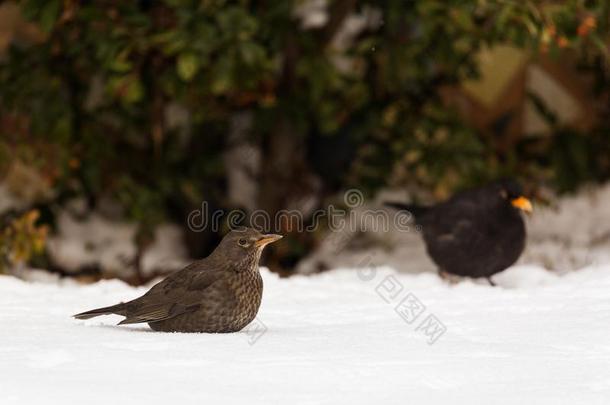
[47,209,189,278]
[2,264,610,404]
[47,209,138,275]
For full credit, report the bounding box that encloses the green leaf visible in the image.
[39,0,61,33]
[124,78,143,104]
[177,53,199,82]
[110,54,133,73]
[239,42,265,65]
[107,75,143,104]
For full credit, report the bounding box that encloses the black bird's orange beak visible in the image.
[254,234,283,247]
[511,196,533,213]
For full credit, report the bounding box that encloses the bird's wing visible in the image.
[425,199,487,253]
[117,302,201,325]
[120,261,227,325]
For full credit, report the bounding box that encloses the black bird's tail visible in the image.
[384,201,429,219]
[73,303,127,320]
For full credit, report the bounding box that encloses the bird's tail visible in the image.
[384,201,429,218]
[73,303,127,320]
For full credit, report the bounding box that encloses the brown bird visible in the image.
[74,228,282,333]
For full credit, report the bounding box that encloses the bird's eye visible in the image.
[238,238,248,247]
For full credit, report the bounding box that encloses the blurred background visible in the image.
[0,0,609,283]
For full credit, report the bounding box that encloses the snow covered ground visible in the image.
[1,264,609,404]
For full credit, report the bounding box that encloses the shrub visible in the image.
[0,1,608,275]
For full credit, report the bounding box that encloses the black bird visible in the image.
[74,228,282,332]
[385,180,532,285]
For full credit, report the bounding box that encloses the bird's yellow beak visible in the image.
[254,234,283,247]
[511,196,533,213]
